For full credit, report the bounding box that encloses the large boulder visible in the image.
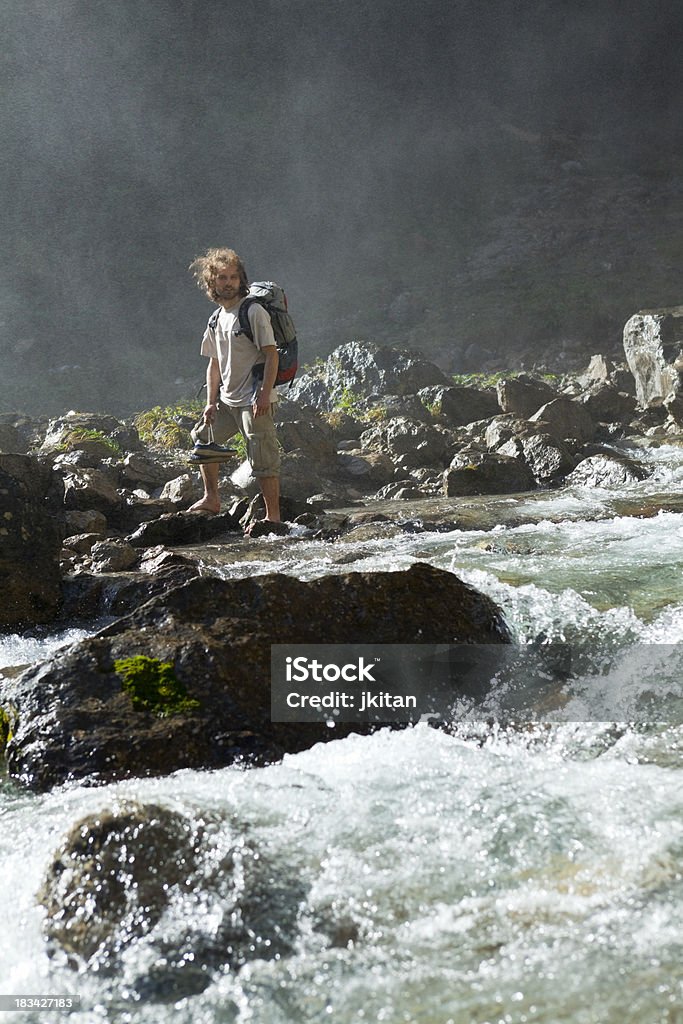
[1,563,510,792]
[529,397,594,443]
[576,383,637,423]
[495,374,560,418]
[623,307,683,412]
[498,432,576,484]
[0,454,62,626]
[418,384,499,426]
[39,801,304,995]
[359,417,449,469]
[61,467,122,516]
[565,454,650,488]
[291,341,450,411]
[40,411,142,454]
[443,451,536,496]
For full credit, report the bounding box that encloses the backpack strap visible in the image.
[208,307,221,331]
[236,297,259,343]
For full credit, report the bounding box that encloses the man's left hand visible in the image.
[253,389,271,417]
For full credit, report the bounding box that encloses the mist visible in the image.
[2,0,683,416]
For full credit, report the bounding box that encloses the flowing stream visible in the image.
[2,440,683,1023]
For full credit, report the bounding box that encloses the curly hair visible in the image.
[188,247,249,302]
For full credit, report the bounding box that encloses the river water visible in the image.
[2,440,682,1023]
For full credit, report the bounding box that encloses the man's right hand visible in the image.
[203,402,218,424]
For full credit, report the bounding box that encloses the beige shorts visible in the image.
[191,401,281,478]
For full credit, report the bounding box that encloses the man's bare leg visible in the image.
[189,462,221,513]
[259,475,280,522]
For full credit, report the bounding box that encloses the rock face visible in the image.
[0,454,62,626]
[2,563,510,792]
[623,307,683,411]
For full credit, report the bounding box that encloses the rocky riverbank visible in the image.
[1,306,682,791]
[1,307,682,629]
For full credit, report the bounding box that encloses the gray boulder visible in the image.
[61,468,122,515]
[292,341,449,411]
[529,397,594,443]
[40,411,141,454]
[419,384,499,426]
[623,307,683,411]
[576,384,637,423]
[485,415,536,451]
[360,417,449,469]
[565,454,650,488]
[443,451,536,496]
[500,432,576,484]
[496,373,560,418]
[90,539,139,573]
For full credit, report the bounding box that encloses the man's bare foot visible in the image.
[188,498,221,514]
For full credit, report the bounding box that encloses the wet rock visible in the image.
[244,519,291,538]
[60,562,201,620]
[443,451,536,496]
[565,454,650,488]
[127,509,241,547]
[623,307,683,410]
[38,801,304,993]
[39,803,200,970]
[3,563,510,791]
[0,454,62,626]
[529,396,594,443]
[495,374,560,418]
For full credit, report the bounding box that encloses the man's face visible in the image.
[213,264,242,303]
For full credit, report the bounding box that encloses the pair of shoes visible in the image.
[188,442,236,464]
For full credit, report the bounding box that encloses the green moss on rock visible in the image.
[114,656,200,717]
[0,706,15,756]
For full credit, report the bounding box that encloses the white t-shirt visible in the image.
[200,300,277,406]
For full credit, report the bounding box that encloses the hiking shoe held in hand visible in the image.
[188,442,237,464]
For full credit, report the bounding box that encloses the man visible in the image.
[188,247,280,522]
